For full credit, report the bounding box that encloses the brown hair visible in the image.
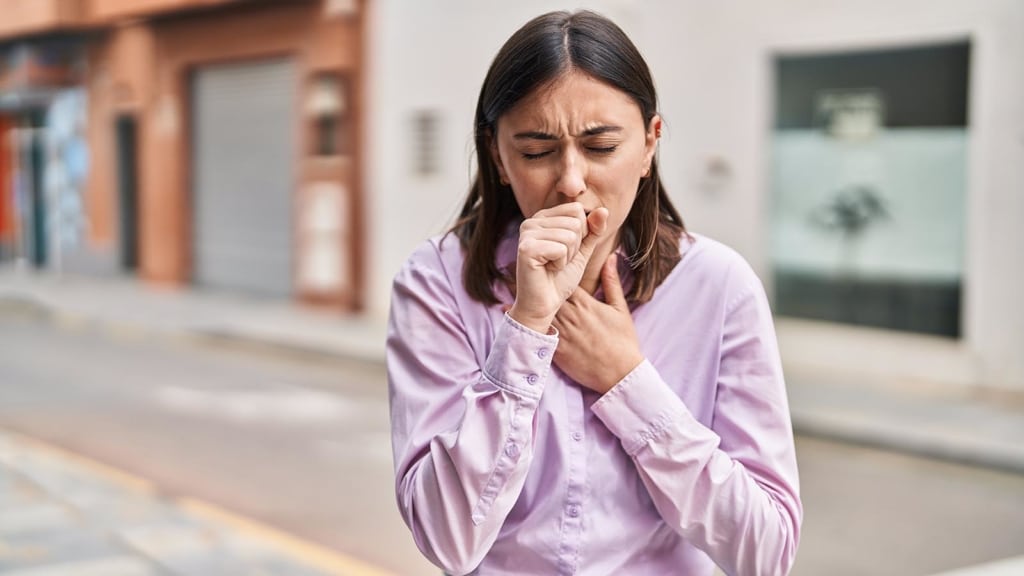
[452,10,685,305]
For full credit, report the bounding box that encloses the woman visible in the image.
[387,10,801,576]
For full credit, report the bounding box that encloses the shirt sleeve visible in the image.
[386,244,558,576]
[590,261,802,576]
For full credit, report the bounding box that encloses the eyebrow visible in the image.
[512,125,623,140]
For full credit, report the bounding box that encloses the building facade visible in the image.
[0,0,365,307]
[3,0,1021,392]
[366,0,1024,392]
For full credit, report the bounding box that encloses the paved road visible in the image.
[0,308,437,576]
[2,308,1024,575]
[792,436,1024,575]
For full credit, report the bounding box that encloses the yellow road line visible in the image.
[180,498,397,576]
[10,432,157,496]
[4,430,396,576]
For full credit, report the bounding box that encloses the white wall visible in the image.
[364,0,652,321]
[366,0,1024,389]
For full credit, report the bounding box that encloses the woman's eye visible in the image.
[522,151,553,160]
[588,145,618,155]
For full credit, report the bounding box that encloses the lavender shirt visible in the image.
[387,229,801,576]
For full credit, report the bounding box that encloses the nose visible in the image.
[554,148,586,199]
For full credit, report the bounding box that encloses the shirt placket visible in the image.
[556,377,587,576]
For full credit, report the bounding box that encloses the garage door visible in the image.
[191,58,295,297]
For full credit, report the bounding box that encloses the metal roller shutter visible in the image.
[191,58,295,297]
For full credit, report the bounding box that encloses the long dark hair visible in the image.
[453,10,685,305]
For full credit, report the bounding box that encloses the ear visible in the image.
[642,115,662,175]
[488,129,510,185]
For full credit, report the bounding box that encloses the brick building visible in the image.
[0,0,364,307]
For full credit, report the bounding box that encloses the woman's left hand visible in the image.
[552,254,644,394]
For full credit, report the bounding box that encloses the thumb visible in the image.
[577,207,609,262]
[601,253,628,310]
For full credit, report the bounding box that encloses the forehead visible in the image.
[499,71,643,132]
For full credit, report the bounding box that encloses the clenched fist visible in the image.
[508,202,609,334]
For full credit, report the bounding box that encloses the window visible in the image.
[306,73,352,157]
[770,42,970,337]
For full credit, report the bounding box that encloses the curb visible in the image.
[928,555,1024,576]
[0,291,386,367]
[792,412,1024,476]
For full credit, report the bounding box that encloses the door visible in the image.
[191,58,296,297]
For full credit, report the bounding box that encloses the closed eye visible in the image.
[522,150,553,160]
[587,145,618,155]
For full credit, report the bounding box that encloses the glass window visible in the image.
[770,42,969,337]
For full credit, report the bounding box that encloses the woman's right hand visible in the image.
[508,202,609,333]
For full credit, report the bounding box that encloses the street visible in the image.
[0,307,437,576]
[2,309,1024,575]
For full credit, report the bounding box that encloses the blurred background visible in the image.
[1,0,1022,575]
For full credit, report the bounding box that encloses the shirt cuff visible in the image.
[591,359,708,456]
[482,313,559,401]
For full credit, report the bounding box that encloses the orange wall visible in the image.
[83,23,158,251]
[82,0,363,305]
[88,0,244,21]
[136,1,361,296]
[0,0,244,39]
[0,0,85,39]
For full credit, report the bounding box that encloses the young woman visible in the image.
[387,10,801,575]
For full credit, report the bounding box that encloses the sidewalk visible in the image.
[0,266,387,365]
[0,429,391,576]
[2,265,1024,480]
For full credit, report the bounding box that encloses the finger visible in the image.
[557,289,595,328]
[533,202,586,220]
[550,316,568,339]
[533,203,588,247]
[554,297,576,323]
[568,286,598,308]
[521,218,584,260]
[576,207,609,264]
[602,253,628,310]
[517,237,570,270]
[520,228,582,267]
[523,216,585,236]
[520,226,579,247]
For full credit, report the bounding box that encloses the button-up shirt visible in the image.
[387,229,801,576]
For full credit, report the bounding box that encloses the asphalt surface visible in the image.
[2,310,1024,575]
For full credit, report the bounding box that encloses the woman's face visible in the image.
[491,70,660,242]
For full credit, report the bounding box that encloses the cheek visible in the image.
[510,182,544,217]
[508,168,555,216]
[600,170,642,220]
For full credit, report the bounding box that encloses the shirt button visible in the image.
[526,373,539,385]
[568,505,580,518]
[536,347,549,359]
[505,443,519,458]
[572,431,583,442]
